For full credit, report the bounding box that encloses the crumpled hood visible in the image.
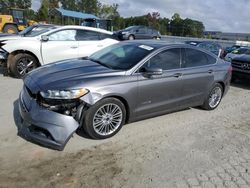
[25,59,125,92]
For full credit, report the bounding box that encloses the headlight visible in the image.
[40,88,88,99]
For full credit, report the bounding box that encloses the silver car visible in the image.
[18,41,232,150]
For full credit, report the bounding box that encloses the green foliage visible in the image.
[37,0,49,21]
[0,0,32,13]
[169,13,205,37]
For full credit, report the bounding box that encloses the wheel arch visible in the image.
[217,81,225,95]
[7,50,41,69]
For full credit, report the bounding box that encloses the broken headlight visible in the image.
[40,88,88,99]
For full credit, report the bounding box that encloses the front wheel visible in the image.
[128,35,135,40]
[201,83,223,110]
[83,98,126,139]
[9,53,38,78]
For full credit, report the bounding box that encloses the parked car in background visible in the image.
[116,25,161,40]
[185,41,224,58]
[224,47,250,62]
[231,53,250,81]
[224,45,241,56]
[0,25,119,78]
[18,40,231,150]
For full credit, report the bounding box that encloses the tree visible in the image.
[37,0,49,22]
[78,0,99,14]
[60,0,78,11]
[0,0,32,13]
[49,0,60,9]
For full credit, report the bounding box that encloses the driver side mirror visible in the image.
[41,35,49,42]
[141,67,163,76]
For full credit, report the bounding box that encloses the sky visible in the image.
[31,0,250,33]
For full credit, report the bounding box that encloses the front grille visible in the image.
[232,61,250,70]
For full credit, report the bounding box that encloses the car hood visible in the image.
[232,54,250,62]
[25,59,125,92]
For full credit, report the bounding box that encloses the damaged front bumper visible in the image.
[18,86,82,150]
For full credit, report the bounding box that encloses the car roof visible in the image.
[120,40,218,57]
[55,25,113,35]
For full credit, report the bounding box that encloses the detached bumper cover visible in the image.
[18,87,80,150]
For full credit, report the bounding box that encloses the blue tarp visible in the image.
[54,8,99,20]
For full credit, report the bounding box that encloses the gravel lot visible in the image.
[0,68,250,188]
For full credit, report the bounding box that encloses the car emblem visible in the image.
[241,63,250,70]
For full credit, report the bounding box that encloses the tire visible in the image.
[3,24,18,34]
[128,35,135,40]
[201,83,223,110]
[83,98,126,139]
[9,53,39,78]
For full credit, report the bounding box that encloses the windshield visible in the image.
[19,26,57,37]
[89,43,154,70]
[125,26,138,31]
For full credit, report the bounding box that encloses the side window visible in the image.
[148,29,153,34]
[184,48,216,68]
[76,30,100,41]
[138,27,147,34]
[49,30,76,41]
[143,48,181,70]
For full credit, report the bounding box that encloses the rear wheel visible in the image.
[3,24,18,34]
[9,53,39,78]
[201,83,223,110]
[83,98,126,139]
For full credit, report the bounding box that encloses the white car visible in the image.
[0,25,119,78]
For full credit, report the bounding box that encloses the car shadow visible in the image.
[231,79,250,90]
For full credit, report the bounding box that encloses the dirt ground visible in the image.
[0,71,250,188]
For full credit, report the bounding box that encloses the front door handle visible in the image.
[70,46,78,49]
[173,73,182,78]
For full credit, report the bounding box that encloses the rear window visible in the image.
[184,48,216,68]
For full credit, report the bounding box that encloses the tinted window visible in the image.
[138,27,147,34]
[49,30,76,41]
[76,30,100,41]
[184,48,216,68]
[89,43,154,70]
[143,48,181,70]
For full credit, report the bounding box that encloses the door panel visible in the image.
[135,48,183,117]
[41,29,78,64]
[135,72,183,116]
[180,48,216,107]
[41,41,78,64]
[180,66,215,107]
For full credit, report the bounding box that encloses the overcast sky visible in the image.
[31,0,250,33]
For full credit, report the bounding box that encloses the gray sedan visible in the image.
[18,41,232,150]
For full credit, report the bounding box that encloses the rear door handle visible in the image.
[97,45,104,47]
[70,46,78,49]
[173,73,182,78]
[208,70,214,74]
